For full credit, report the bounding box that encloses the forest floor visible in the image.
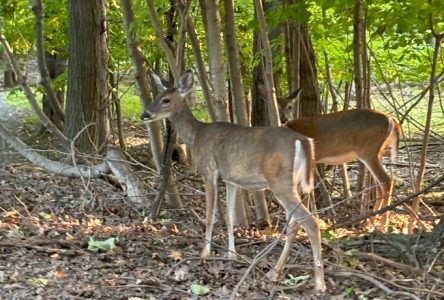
[0,85,444,299]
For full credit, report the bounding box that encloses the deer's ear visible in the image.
[178,70,194,95]
[287,88,302,101]
[151,73,168,92]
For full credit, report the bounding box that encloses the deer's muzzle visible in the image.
[140,111,152,121]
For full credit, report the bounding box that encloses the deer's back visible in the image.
[193,123,312,190]
[285,109,393,163]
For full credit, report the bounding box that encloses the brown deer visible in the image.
[141,71,326,292]
[278,91,401,230]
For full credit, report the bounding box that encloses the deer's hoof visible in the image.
[266,269,280,282]
[200,248,211,259]
[227,252,237,260]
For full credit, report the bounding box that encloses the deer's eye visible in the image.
[162,98,170,104]
[287,105,293,110]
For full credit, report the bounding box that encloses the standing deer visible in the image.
[277,91,401,230]
[141,71,326,292]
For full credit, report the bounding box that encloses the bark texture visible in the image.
[65,0,110,153]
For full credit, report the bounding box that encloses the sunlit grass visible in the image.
[5,82,443,135]
[5,88,41,124]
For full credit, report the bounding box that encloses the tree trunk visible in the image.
[65,0,110,153]
[249,9,273,228]
[254,0,280,126]
[409,32,443,233]
[251,32,269,127]
[199,0,230,122]
[121,0,183,208]
[299,24,321,117]
[42,52,66,132]
[3,69,16,87]
[223,0,248,126]
[33,0,66,128]
[176,2,216,121]
[353,0,364,109]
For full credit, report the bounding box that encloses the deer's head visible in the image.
[257,83,302,123]
[141,70,194,122]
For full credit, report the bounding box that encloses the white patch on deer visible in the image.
[293,139,312,194]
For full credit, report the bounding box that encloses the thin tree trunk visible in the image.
[254,0,280,127]
[175,0,216,121]
[145,0,179,80]
[199,0,230,122]
[362,8,370,108]
[120,0,182,208]
[32,0,65,124]
[409,30,443,233]
[223,0,249,126]
[353,0,364,108]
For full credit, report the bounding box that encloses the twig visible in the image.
[329,271,422,300]
[336,173,444,227]
[0,240,86,256]
[150,122,175,218]
[165,256,245,277]
[350,250,423,275]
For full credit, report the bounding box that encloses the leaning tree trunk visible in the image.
[121,0,183,208]
[409,29,443,233]
[254,0,280,127]
[33,0,66,131]
[65,0,110,153]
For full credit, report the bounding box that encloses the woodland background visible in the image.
[0,0,443,299]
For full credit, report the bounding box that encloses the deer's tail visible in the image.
[294,138,315,194]
[389,117,401,160]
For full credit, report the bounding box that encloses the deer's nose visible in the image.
[140,111,152,120]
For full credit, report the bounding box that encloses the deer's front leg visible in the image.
[226,183,238,260]
[200,172,218,259]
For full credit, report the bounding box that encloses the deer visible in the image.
[141,71,326,292]
[276,89,401,230]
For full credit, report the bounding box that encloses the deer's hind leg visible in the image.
[268,180,326,292]
[362,157,394,231]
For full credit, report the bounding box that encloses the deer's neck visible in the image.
[170,104,201,146]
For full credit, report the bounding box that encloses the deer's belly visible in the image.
[317,151,357,165]
[222,177,269,191]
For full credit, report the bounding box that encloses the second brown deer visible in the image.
[142,71,326,292]
[277,90,401,230]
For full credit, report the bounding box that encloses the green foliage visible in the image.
[0,0,34,53]
[189,283,210,296]
[5,89,41,124]
[281,274,310,286]
[87,237,116,253]
[118,84,143,120]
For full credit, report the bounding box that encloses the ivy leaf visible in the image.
[87,237,116,253]
[189,283,211,296]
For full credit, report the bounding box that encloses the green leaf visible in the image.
[344,286,353,296]
[189,283,211,296]
[87,237,116,253]
[281,274,310,286]
[39,212,52,221]
[27,277,49,287]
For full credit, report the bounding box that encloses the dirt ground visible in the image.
[0,89,444,299]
